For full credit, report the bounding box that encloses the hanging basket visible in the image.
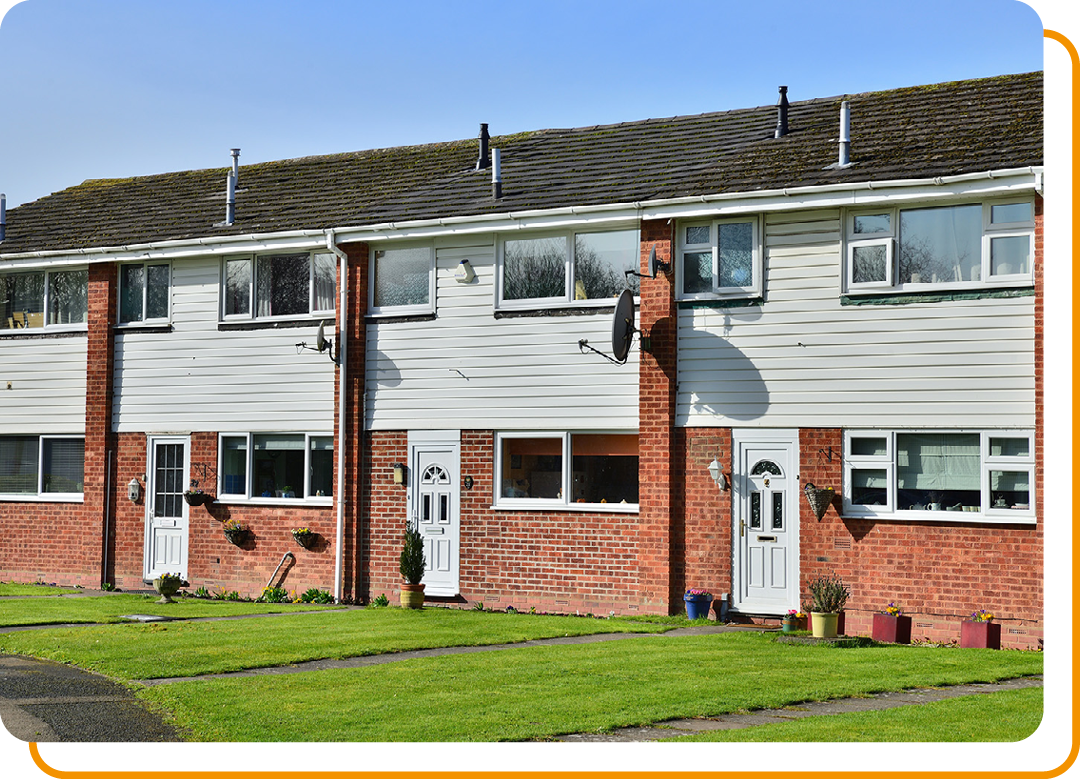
[223,527,247,546]
[293,530,316,549]
[804,484,835,520]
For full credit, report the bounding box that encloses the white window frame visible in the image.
[220,252,336,322]
[495,227,641,311]
[494,431,639,512]
[842,430,1035,524]
[845,199,1035,293]
[216,432,333,505]
[0,434,85,502]
[676,216,762,301]
[118,261,172,325]
[0,268,89,333]
[367,242,436,317]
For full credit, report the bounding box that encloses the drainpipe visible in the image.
[326,230,348,603]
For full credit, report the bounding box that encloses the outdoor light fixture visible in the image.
[707,458,728,491]
[393,463,406,484]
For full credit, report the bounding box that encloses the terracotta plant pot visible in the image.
[961,620,1001,649]
[400,583,425,609]
[872,613,912,644]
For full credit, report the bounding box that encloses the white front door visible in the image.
[733,430,799,615]
[143,436,190,581]
[408,433,460,597]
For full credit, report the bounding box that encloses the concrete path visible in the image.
[0,617,1042,743]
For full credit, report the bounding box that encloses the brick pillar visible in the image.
[1032,194,1067,648]
[637,220,677,611]
[339,241,368,602]
[85,262,116,585]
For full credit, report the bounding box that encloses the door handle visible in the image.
[740,520,745,538]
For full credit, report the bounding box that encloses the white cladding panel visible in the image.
[0,337,87,434]
[113,258,335,432]
[366,241,639,431]
[678,209,1036,428]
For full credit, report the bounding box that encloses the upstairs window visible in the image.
[1,269,88,331]
[846,200,1034,292]
[497,228,639,309]
[0,435,84,498]
[119,262,170,324]
[677,217,761,300]
[223,252,336,320]
[369,244,434,316]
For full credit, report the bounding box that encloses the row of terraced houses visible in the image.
[0,71,1043,647]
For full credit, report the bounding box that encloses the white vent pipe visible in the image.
[492,148,502,199]
[230,148,240,181]
[0,193,6,242]
[839,101,851,167]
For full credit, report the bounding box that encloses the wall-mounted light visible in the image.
[127,478,142,503]
[393,463,406,484]
[707,458,728,491]
[454,259,475,283]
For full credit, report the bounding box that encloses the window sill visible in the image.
[366,312,436,325]
[493,303,622,319]
[492,501,639,514]
[215,497,333,508]
[677,297,763,310]
[0,495,84,503]
[115,323,173,334]
[842,510,1035,525]
[218,318,329,331]
[841,286,1034,306]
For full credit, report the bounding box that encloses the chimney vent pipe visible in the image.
[0,193,6,242]
[775,86,789,138]
[839,101,851,167]
[476,124,490,170]
[230,148,240,182]
[492,148,502,199]
[225,172,236,226]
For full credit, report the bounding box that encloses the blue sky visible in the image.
[0,0,1056,208]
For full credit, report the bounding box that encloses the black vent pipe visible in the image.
[476,123,490,170]
[775,86,789,138]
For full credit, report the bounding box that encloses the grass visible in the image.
[664,687,1042,742]
[0,599,1043,743]
[0,582,85,597]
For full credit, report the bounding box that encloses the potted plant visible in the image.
[781,608,804,633]
[222,519,248,545]
[683,588,713,620]
[292,527,316,549]
[183,481,212,507]
[872,602,912,644]
[803,483,835,520]
[808,572,849,638]
[961,609,1001,649]
[153,572,188,604]
[399,521,426,608]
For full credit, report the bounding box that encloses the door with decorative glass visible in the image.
[408,435,460,597]
[143,436,189,581]
[733,430,798,615]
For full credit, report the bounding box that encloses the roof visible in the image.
[1,71,1042,256]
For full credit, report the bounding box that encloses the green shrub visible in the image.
[399,523,426,585]
[299,588,334,604]
[259,586,292,603]
[808,572,850,613]
[371,594,389,608]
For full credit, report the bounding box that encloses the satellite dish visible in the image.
[611,289,635,364]
[316,321,328,353]
[648,246,671,277]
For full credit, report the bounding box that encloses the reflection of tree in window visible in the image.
[717,222,753,288]
[899,205,980,284]
[504,238,566,300]
[225,259,251,316]
[257,254,309,316]
[49,270,88,325]
[573,232,639,299]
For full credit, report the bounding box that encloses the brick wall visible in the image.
[678,428,733,600]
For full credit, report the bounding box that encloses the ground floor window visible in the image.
[0,435,84,498]
[218,433,332,502]
[843,430,1034,522]
[496,432,638,509]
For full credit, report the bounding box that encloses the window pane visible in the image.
[0,436,39,493]
[221,436,247,495]
[852,245,887,284]
[990,437,1030,458]
[570,434,638,504]
[2,273,45,330]
[991,202,1032,224]
[850,436,888,457]
[146,264,170,319]
[501,437,562,499]
[990,470,1030,509]
[310,436,333,498]
[682,251,712,294]
[897,433,980,509]
[898,205,981,285]
[42,439,84,494]
[990,235,1030,276]
[253,434,305,497]
[49,270,88,325]
[750,492,761,529]
[851,468,887,506]
[503,237,566,301]
[717,222,753,288]
[119,265,144,322]
[685,225,710,245]
[573,230,638,300]
[771,491,784,530]
[225,259,251,316]
[854,214,890,234]
[313,253,336,311]
[373,247,430,308]
[257,254,310,317]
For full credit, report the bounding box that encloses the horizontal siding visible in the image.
[0,337,87,434]
[678,209,1035,429]
[366,242,638,432]
[114,258,335,433]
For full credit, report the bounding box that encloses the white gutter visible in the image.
[1,166,1042,270]
[325,230,348,604]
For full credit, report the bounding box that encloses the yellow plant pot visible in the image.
[400,583,425,609]
[811,611,839,638]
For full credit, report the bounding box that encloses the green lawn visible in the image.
[0,603,1043,743]
[0,582,84,597]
